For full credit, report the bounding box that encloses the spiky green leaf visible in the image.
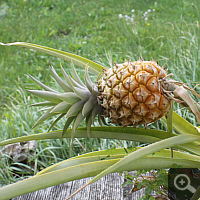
[48,113,66,132]
[91,104,102,124]
[60,65,74,88]
[58,92,80,104]
[30,101,57,107]
[65,100,85,118]
[32,108,59,129]
[27,90,62,103]
[72,111,89,134]
[73,87,91,101]
[71,62,85,87]
[82,96,97,116]
[49,66,73,92]
[28,74,58,93]
[50,101,71,113]
[62,117,75,137]
[68,75,87,89]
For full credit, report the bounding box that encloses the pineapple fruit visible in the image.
[98,60,170,127]
[28,59,200,133]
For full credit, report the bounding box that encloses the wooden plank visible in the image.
[88,173,123,200]
[11,173,125,200]
[9,172,148,200]
[11,182,73,200]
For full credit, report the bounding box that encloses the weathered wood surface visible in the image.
[10,173,145,200]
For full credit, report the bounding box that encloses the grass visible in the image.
[0,0,199,186]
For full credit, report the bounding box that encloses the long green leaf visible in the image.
[1,126,200,155]
[1,156,200,199]
[38,148,200,176]
[0,127,171,146]
[0,42,106,75]
[75,147,200,161]
[166,111,200,153]
[172,111,200,135]
[163,111,200,154]
[0,159,118,200]
[37,154,125,176]
[89,134,200,184]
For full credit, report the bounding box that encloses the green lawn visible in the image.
[0,0,199,186]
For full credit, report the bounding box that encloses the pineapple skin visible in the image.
[97,60,171,127]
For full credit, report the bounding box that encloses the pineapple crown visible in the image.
[28,63,103,136]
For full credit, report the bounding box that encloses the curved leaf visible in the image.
[89,134,200,184]
[38,148,200,175]
[0,127,171,146]
[37,154,125,176]
[0,155,200,200]
[1,127,200,155]
[172,111,200,135]
[0,42,106,75]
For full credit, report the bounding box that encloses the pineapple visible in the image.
[28,59,200,133]
[97,60,170,127]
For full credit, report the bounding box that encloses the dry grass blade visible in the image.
[174,86,200,123]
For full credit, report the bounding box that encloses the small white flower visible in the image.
[130,18,134,23]
[153,9,155,11]
[132,14,135,18]
[125,15,128,18]
[145,17,148,20]
[88,13,91,16]
[119,14,123,18]
[148,9,151,12]
[127,22,130,25]
[126,18,129,21]
[131,9,135,12]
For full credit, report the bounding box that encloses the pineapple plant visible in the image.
[1,42,200,200]
[28,58,200,132]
